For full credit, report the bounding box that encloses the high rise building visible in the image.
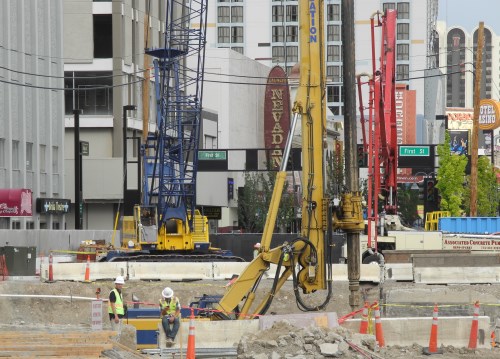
[0,1,65,230]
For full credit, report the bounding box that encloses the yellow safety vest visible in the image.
[108,288,124,315]
[159,297,179,318]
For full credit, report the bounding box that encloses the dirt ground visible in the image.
[1,278,500,358]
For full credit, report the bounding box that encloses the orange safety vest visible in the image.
[159,297,179,318]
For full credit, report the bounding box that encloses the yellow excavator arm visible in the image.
[214,0,362,320]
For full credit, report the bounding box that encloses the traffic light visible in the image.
[357,144,367,167]
[425,179,435,202]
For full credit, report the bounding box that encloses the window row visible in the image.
[217,6,243,23]
[272,46,299,63]
[0,140,58,173]
[382,2,410,19]
[272,26,298,42]
[272,5,298,22]
[218,27,244,44]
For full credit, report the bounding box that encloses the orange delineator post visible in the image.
[373,301,385,348]
[186,307,196,359]
[491,330,496,348]
[48,253,54,282]
[84,255,90,282]
[423,304,443,355]
[468,301,480,349]
[359,302,370,334]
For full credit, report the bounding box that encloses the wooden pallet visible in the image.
[0,330,139,358]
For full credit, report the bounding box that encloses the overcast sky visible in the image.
[438,0,500,33]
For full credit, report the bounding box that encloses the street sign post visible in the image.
[399,146,430,156]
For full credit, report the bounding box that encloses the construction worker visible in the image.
[108,276,125,338]
[159,287,181,347]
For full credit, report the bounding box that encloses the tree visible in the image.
[463,156,499,216]
[238,171,296,233]
[397,185,420,226]
[435,131,468,216]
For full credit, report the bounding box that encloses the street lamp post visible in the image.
[123,105,137,216]
[73,109,83,230]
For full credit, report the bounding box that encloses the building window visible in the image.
[0,139,4,168]
[383,3,395,11]
[12,140,19,170]
[329,105,343,116]
[52,146,59,173]
[231,27,243,43]
[93,14,112,58]
[26,142,33,171]
[272,5,284,22]
[218,27,230,44]
[397,44,409,60]
[327,66,342,82]
[286,5,298,22]
[26,221,34,230]
[64,72,113,115]
[231,6,243,23]
[397,23,410,40]
[40,145,46,173]
[272,26,285,42]
[53,222,60,230]
[327,25,341,42]
[286,26,298,42]
[327,45,341,62]
[204,135,217,149]
[286,46,298,62]
[327,4,340,21]
[396,64,409,80]
[397,3,410,19]
[231,47,244,54]
[218,7,230,23]
[12,221,21,230]
[327,86,342,103]
[272,46,285,63]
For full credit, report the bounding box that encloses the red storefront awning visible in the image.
[0,189,33,217]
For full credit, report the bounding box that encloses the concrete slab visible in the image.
[158,319,260,349]
[40,262,127,282]
[414,267,500,284]
[385,263,413,281]
[342,316,491,349]
[128,262,212,281]
[259,312,339,330]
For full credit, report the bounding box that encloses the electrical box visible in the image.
[0,246,36,276]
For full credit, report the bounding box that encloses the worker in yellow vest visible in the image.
[159,287,181,347]
[108,276,125,337]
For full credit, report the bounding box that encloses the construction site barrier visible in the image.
[425,211,450,231]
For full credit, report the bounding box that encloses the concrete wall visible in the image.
[0,230,115,254]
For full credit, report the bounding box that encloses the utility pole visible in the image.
[470,22,484,217]
[73,109,83,230]
[342,0,361,309]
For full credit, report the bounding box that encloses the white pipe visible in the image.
[0,294,108,302]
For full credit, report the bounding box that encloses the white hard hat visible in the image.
[114,276,125,284]
[162,287,174,299]
[254,243,261,248]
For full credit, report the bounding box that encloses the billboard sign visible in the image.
[0,189,32,217]
[479,99,500,130]
[264,66,291,170]
[448,130,469,156]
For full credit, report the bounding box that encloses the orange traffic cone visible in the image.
[491,330,496,348]
[186,308,196,359]
[468,301,480,349]
[373,301,385,348]
[359,302,370,334]
[48,252,54,282]
[423,304,443,355]
[84,255,90,282]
